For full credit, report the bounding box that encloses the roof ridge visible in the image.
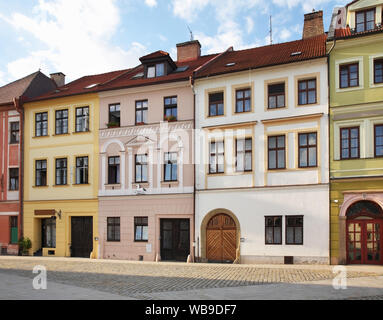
[193,48,232,76]
[99,66,141,86]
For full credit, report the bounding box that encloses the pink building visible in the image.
[97,41,217,261]
[0,72,56,255]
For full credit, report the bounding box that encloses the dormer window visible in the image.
[147,63,165,78]
[356,8,375,33]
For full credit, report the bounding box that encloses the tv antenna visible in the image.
[187,25,194,41]
[269,15,273,45]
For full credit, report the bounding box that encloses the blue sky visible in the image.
[0,0,349,86]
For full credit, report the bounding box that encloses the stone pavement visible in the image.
[0,256,382,300]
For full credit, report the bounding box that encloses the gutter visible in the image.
[13,97,24,245]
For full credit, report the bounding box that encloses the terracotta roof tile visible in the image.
[195,34,327,79]
[334,26,383,39]
[140,50,170,61]
[28,69,131,102]
[0,71,40,104]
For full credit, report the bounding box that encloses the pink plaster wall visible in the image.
[99,195,194,261]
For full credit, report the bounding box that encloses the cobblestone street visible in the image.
[1,256,383,300]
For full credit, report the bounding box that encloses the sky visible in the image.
[0,0,349,86]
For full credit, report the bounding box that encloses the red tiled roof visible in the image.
[0,71,40,104]
[27,69,131,102]
[139,50,170,61]
[195,34,327,79]
[97,54,218,92]
[334,26,383,39]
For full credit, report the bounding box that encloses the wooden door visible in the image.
[71,217,93,258]
[206,214,237,263]
[347,220,382,265]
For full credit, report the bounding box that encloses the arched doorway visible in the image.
[206,214,237,263]
[346,201,383,265]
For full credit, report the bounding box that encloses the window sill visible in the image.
[207,114,225,119]
[33,185,49,188]
[53,133,71,137]
[161,181,179,187]
[73,130,91,135]
[73,183,90,186]
[33,135,50,139]
[9,142,20,145]
[266,106,287,111]
[133,182,149,186]
[296,102,319,107]
[234,110,253,114]
[53,184,69,187]
[134,240,149,243]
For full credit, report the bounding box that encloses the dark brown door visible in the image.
[160,219,190,261]
[71,217,93,258]
[347,220,382,265]
[206,214,237,263]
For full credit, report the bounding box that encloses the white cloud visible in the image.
[246,17,254,34]
[145,0,157,7]
[272,0,333,12]
[0,0,147,83]
[172,0,265,53]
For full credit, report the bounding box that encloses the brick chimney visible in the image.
[176,40,201,62]
[303,10,324,39]
[50,72,66,87]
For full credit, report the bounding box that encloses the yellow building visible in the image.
[327,0,383,265]
[23,70,127,258]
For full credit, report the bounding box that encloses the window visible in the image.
[136,100,148,125]
[35,160,47,187]
[298,79,317,105]
[268,135,286,170]
[340,127,360,159]
[135,154,148,183]
[236,138,252,172]
[55,109,68,135]
[134,217,148,242]
[10,122,19,144]
[108,104,120,127]
[9,168,19,191]
[147,63,165,78]
[356,9,375,33]
[55,158,67,186]
[164,97,177,121]
[164,152,177,182]
[286,216,303,245]
[340,63,359,88]
[107,217,120,242]
[76,157,89,184]
[108,156,120,184]
[75,107,89,132]
[265,216,282,245]
[235,88,251,113]
[268,83,285,109]
[208,92,224,117]
[298,133,317,168]
[374,59,383,84]
[209,140,225,174]
[35,112,48,137]
[375,124,383,157]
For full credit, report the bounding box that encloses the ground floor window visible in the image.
[107,217,120,242]
[265,216,282,244]
[42,217,56,248]
[134,217,148,242]
[286,216,304,245]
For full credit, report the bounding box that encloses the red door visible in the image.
[347,220,382,265]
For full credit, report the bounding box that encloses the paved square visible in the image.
[1,257,382,300]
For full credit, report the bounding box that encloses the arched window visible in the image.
[346,201,383,219]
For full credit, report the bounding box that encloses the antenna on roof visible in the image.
[187,25,194,41]
[269,15,273,45]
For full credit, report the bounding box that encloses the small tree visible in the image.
[18,237,32,255]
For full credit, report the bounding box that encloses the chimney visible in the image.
[303,10,324,39]
[176,40,201,62]
[50,72,66,87]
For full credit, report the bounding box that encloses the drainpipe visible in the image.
[13,97,24,249]
[190,75,197,263]
[327,38,336,265]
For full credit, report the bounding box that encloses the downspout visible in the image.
[190,75,197,263]
[327,38,336,265]
[13,97,24,250]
